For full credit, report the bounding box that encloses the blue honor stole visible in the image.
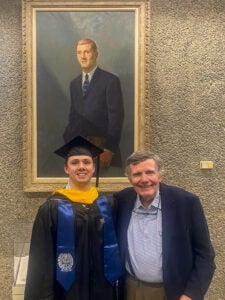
[96,196,122,285]
[56,200,76,291]
[56,196,121,291]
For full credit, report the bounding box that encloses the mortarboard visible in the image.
[54,136,104,187]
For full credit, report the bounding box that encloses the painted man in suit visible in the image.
[113,150,215,300]
[64,38,124,169]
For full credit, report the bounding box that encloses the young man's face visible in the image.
[128,158,162,205]
[64,155,95,188]
[76,43,98,73]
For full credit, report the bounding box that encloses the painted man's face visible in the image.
[76,43,98,73]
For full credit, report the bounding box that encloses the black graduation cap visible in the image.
[54,136,104,187]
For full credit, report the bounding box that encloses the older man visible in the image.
[113,150,215,300]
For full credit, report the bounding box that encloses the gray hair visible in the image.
[125,150,164,178]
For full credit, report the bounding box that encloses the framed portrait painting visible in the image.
[22,0,150,192]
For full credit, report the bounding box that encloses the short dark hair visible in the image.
[125,150,164,178]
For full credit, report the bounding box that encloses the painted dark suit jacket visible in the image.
[113,183,216,300]
[64,67,124,165]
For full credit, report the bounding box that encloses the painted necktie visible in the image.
[82,73,90,96]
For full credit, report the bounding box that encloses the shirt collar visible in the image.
[135,189,161,210]
[82,65,98,81]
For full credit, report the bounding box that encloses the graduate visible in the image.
[24,136,121,300]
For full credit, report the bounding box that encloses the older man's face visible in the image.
[128,159,162,205]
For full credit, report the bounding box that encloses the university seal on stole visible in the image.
[57,253,74,272]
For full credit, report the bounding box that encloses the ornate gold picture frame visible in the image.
[22,0,150,192]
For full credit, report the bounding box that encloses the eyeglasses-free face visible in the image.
[64,155,95,189]
[76,43,98,73]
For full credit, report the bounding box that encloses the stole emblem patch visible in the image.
[57,253,74,272]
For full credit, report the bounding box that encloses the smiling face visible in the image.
[64,155,95,190]
[76,42,98,73]
[128,158,162,206]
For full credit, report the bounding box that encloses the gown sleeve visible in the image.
[24,199,57,300]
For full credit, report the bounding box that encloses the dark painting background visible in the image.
[36,11,135,177]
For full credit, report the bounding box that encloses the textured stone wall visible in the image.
[0,0,224,299]
[149,1,225,299]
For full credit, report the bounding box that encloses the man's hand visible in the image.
[100,150,113,168]
[180,295,192,300]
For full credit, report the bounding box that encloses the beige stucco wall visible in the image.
[0,0,224,299]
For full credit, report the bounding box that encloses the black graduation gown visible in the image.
[24,194,117,300]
